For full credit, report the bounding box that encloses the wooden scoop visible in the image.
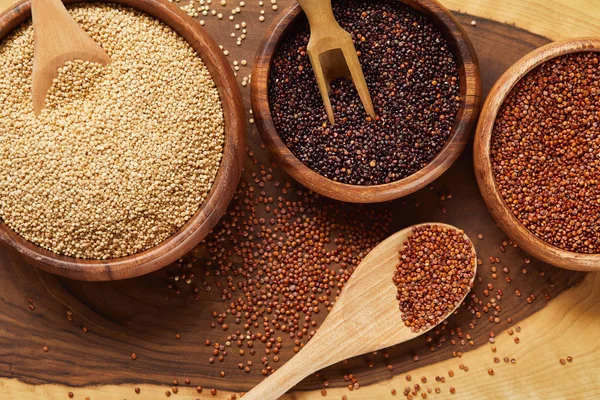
[31,0,111,115]
[243,223,477,400]
[297,0,375,125]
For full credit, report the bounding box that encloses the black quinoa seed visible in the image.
[268,0,460,185]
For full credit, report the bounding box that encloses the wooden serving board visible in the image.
[1,0,599,399]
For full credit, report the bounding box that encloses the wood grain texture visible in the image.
[1,271,597,400]
[30,0,111,115]
[444,0,600,41]
[0,0,598,399]
[251,0,481,203]
[244,223,475,400]
[282,271,600,399]
[0,0,247,281]
[474,38,600,272]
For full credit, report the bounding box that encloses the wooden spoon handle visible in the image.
[296,0,340,31]
[242,338,328,400]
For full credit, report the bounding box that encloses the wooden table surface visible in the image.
[1,0,600,399]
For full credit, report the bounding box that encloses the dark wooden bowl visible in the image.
[474,38,600,272]
[251,0,481,203]
[0,0,246,281]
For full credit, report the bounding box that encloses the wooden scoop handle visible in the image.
[296,0,342,34]
[31,0,110,115]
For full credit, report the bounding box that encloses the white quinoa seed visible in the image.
[0,4,225,260]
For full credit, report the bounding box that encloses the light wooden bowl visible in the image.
[474,38,600,272]
[251,0,481,204]
[0,0,246,281]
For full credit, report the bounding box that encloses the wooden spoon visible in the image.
[296,0,375,125]
[31,0,111,115]
[243,223,477,400]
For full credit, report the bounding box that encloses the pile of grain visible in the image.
[0,4,225,259]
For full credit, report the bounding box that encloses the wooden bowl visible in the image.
[251,0,481,203]
[0,0,246,281]
[474,38,600,272]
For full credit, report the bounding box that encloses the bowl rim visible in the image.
[251,0,481,204]
[0,0,246,281]
[473,37,600,272]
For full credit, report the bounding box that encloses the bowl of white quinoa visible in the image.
[0,0,246,280]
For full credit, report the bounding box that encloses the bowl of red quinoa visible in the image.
[474,38,600,271]
[0,0,246,281]
[252,0,480,203]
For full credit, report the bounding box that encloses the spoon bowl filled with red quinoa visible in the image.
[474,38,600,272]
[252,0,480,203]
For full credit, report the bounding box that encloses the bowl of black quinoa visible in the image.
[252,0,480,203]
